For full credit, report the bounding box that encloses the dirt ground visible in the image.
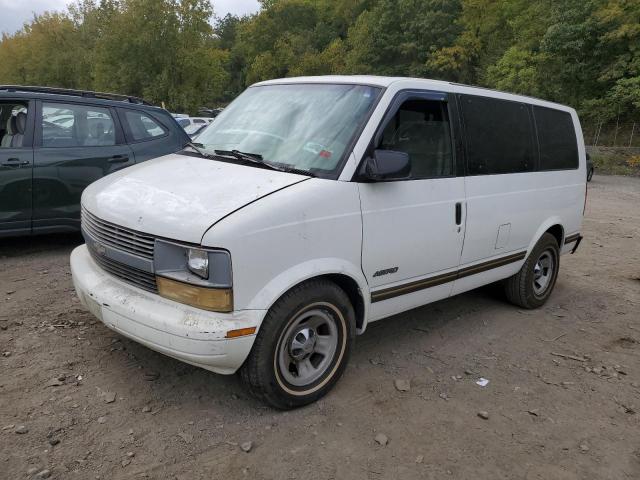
[1,175,639,480]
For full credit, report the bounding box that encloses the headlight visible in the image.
[153,240,233,312]
[187,248,209,279]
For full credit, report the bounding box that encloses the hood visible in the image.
[82,153,308,244]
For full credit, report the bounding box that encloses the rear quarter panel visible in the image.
[452,102,586,296]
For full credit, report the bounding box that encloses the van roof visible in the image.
[253,75,573,111]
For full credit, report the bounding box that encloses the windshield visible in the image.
[195,83,381,176]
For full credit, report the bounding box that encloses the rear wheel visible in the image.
[587,167,594,182]
[240,279,355,409]
[504,233,560,309]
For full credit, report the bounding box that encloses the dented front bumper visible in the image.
[70,245,263,374]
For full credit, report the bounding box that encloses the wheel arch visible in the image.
[527,218,565,258]
[322,273,366,333]
[545,224,564,249]
[245,259,370,334]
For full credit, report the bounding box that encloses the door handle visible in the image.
[455,202,462,225]
[108,155,129,163]
[1,158,30,167]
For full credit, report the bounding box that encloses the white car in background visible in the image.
[71,76,586,409]
[174,116,213,130]
[183,122,208,138]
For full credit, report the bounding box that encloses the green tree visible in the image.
[0,12,86,87]
[0,0,639,121]
[590,0,640,120]
[345,0,463,77]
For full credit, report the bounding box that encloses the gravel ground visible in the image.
[1,174,639,480]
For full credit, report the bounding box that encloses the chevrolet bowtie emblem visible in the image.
[94,242,106,256]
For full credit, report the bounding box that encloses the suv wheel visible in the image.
[504,233,560,309]
[587,167,594,182]
[240,279,355,409]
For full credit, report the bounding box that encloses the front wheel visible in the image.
[504,233,560,309]
[239,279,355,409]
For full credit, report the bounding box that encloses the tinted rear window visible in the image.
[533,106,578,170]
[460,94,535,175]
[122,110,166,142]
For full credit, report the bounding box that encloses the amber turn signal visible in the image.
[156,276,233,312]
[225,327,257,338]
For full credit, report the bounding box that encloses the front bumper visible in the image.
[70,245,265,374]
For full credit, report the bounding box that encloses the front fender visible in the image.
[245,258,371,333]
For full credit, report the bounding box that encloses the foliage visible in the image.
[589,147,640,176]
[0,0,638,121]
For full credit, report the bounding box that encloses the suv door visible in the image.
[32,100,133,231]
[0,99,35,236]
[358,92,466,319]
[118,108,187,163]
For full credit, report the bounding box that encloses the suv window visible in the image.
[42,103,115,147]
[122,110,165,141]
[460,95,535,175]
[0,102,28,148]
[379,99,453,178]
[533,106,578,170]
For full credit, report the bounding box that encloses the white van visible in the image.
[71,76,586,409]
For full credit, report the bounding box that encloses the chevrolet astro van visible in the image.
[71,76,586,409]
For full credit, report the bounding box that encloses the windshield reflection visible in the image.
[195,83,381,176]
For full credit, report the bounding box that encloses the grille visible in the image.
[82,208,155,260]
[88,243,158,293]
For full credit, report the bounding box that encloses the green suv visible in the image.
[0,86,189,237]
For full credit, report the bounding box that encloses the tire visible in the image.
[587,167,594,182]
[504,233,560,309]
[239,279,356,409]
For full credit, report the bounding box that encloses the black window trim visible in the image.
[353,89,458,182]
[36,99,124,148]
[457,93,538,177]
[531,104,580,172]
[118,107,169,144]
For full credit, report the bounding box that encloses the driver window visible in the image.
[379,99,453,179]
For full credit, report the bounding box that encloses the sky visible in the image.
[0,0,261,35]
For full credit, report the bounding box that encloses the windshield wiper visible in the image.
[187,146,315,177]
[184,141,216,159]
[214,149,313,176]
[215,149,265,164]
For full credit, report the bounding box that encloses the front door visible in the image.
[32,101,134,231]
[0,100,34,235]
[358,92,466,321]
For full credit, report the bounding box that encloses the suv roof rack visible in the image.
[0,85,152,105]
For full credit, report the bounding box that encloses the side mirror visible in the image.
[361,149,410,181]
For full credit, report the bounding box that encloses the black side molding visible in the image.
[371,250,527,303]
[564,233,582,254]
[564,233,581,245]
[570,235,583,254]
